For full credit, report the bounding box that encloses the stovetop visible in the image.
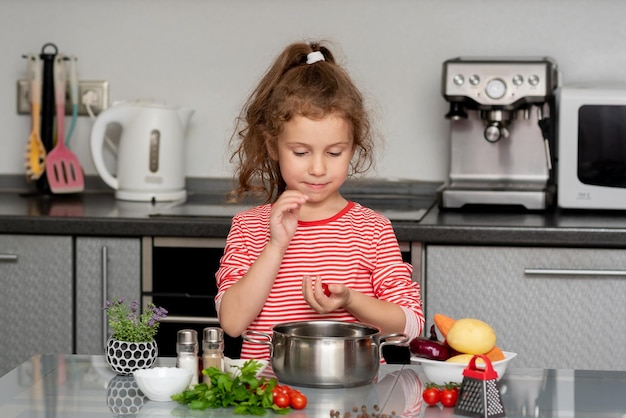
[150,181,441,222]
[152,197,435,221]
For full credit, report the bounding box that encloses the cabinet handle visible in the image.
[0,254,18,262]
[102,246,108,349]
[160,315,220,325]
[525,268,626,277]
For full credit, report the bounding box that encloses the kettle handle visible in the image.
[89,104,132,190]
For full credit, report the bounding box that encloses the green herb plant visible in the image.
[103,299,168,342]
[171,360,290,416]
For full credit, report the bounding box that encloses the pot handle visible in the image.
[242,330,274,356]
[379,332,409,348]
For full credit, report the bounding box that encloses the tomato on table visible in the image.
[440,383,460,407]
[272,384,308,410]
[290,391,307,409]
[273,392,290,408]
[422,386,441,406]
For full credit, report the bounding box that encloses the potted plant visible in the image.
[103,299,168,375]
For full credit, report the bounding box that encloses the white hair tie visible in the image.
[306,51,325,64]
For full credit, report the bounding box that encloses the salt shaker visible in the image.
[202,327,224,383]
[176,329,199,386]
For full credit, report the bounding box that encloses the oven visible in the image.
[141,237,242,359]
[142,236,422,363]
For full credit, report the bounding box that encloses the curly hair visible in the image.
[228,41,374,203]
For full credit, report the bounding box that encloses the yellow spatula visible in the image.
[24,54,46,181]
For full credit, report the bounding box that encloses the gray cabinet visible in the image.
[75,237,141,354]
[0,235,73,376]
[425,245,626,370]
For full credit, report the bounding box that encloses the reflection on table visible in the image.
[0,354,422,417]
[1,354,626,417]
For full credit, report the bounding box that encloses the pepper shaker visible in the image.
[202,327,224,383]
[176,329,199,386]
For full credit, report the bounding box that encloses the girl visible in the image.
[216,41,424,360]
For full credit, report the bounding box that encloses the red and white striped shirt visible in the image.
[215,201,424,360]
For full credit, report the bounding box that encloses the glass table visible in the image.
[1,354,625,417]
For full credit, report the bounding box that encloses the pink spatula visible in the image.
[46,54,84,194]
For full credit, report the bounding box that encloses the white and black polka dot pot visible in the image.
[105,337,158,376]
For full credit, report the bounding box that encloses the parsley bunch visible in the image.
[171,360,289,415]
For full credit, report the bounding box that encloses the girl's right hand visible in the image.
[268,191,308,250]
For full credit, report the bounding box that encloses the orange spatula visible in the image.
[45,54,84,194]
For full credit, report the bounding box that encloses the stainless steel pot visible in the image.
[242,320,408,388]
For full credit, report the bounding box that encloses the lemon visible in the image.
[446,353,486,365]
[446,318,496,354]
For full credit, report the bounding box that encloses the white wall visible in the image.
[1,0,625,183]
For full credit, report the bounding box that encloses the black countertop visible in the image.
[2,177,626,248]
[416,206,626,248]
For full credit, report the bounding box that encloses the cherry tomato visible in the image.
[440,387,459,407]
[276,385,291,395]
[290,391,308,409]
[273,392,290,408]
[322,283,331,297]
[422,387,441,406]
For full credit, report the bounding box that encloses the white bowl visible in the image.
[412,351,518,386]
[223,357,268,377]
[133,367,193,402]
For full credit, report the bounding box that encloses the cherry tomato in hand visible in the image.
[422,386,441,406]
[289,391,308,409]
[322,283,331,297]
[273,392,290,408]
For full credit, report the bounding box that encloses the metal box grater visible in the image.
[455,354,506,418]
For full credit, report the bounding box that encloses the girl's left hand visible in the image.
[302,276,350,313]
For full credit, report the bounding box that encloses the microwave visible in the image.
[558,84,626,209]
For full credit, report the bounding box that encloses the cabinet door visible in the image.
[75,237,140,354]
[426,245,626,370]
[0,235,72,376]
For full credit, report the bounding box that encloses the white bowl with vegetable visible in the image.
[223,357,268,377]
[412,351,518,386]
[133,367,193,402]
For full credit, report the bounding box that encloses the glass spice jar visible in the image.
[176,329,199,386]
[202,327,224,383]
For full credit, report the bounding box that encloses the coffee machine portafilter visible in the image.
[438,57,559,210]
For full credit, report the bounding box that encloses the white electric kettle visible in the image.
[90,101,194,202]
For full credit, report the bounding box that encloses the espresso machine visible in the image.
[438,57,559,210]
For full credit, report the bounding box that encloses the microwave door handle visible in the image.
[537,105,553,171]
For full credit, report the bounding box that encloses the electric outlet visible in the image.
[16,79,109,116]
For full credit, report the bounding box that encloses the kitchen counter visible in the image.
[416,205,626,248]
[2,354,626,417]
[0,177,439,240]
[3,177,626,247]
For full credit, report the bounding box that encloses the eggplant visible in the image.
[409,324,451,361]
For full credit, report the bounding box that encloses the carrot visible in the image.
[485,345,506,362]
[433,313,456,338]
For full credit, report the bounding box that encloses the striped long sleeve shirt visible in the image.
[215,201,424,360]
